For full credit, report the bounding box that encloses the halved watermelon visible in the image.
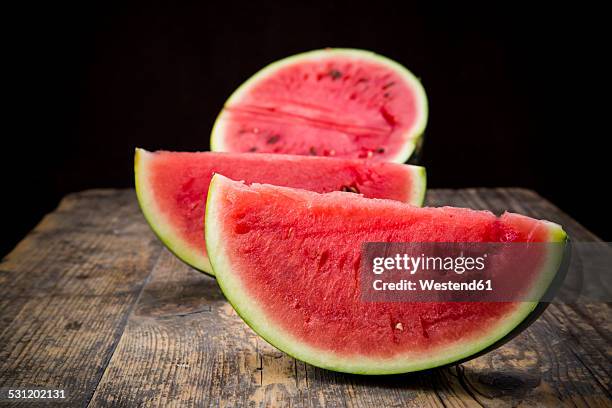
[134,148,426,275]
[206,175,567,374]
[211,48,428,163]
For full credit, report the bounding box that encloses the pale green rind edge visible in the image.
[206,174,567,375]
[134,148,214,275]
[408,166,427,206]
[210,48,429,163]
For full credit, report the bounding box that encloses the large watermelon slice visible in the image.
[134,148,426,275]
[206,175,567,374]
[211,48,428,163]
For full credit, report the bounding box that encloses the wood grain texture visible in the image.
[1,188,609,407]
[0,190,162,407]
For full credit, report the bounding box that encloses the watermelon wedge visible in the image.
[206,175,567,374]
[134,148,426,275]
[211,48,428,163]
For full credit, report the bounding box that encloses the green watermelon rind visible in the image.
[210,48,429,164]
[134,148,214,275]
[135,149,427,276]
[410,166,428,207]
[206,174,567,375]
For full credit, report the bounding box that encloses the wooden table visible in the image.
[0,188,609,407]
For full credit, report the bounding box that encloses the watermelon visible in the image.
[205,175,567,374]
[134,148,426,275]
[211,48,428,163]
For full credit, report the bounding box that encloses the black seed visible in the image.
[382,81,395,90]
[248,147,257,152]
[384,92,391,98]
[341,185,360,194]
[376,147,385,153]
[357,78,369,83]
[267,135,280,144]
[309,147,317,155]
[329,69,342,80]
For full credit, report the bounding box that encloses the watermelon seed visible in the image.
[384,93,391,98]
[341,185,360,194]
[267,134,280,144]
[382,81,395,90]
[318,250,329,268]
[380,106,397,127]
[376,147,385,154]
[252,127,260,134]
[309,147,317,156]
[395,322,404,331]
[248,147,257,152]
[357,78,368,83]
[329,69,342,80]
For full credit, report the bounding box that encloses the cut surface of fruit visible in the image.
[134,148,426,274]
[211,48,428,163]
[206,175,567,374]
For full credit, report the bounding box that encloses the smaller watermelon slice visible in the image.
[211,48,428,163]
[206,175,567,374]
[134,149,426,275]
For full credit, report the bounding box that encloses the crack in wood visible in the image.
[456,365,486,407]
[85,248,163,408]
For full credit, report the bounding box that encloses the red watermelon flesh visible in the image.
[206,175,566,374]
[135,149,426,275]
[211,49,428,163]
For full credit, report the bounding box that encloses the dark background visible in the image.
[4,3,608,256]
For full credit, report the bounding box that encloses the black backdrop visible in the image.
[3,3,608,256]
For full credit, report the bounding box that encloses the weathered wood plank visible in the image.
[454,188,611,407]
[0,190,162,407]
[88,251,260,407]
[88,188,610,407]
